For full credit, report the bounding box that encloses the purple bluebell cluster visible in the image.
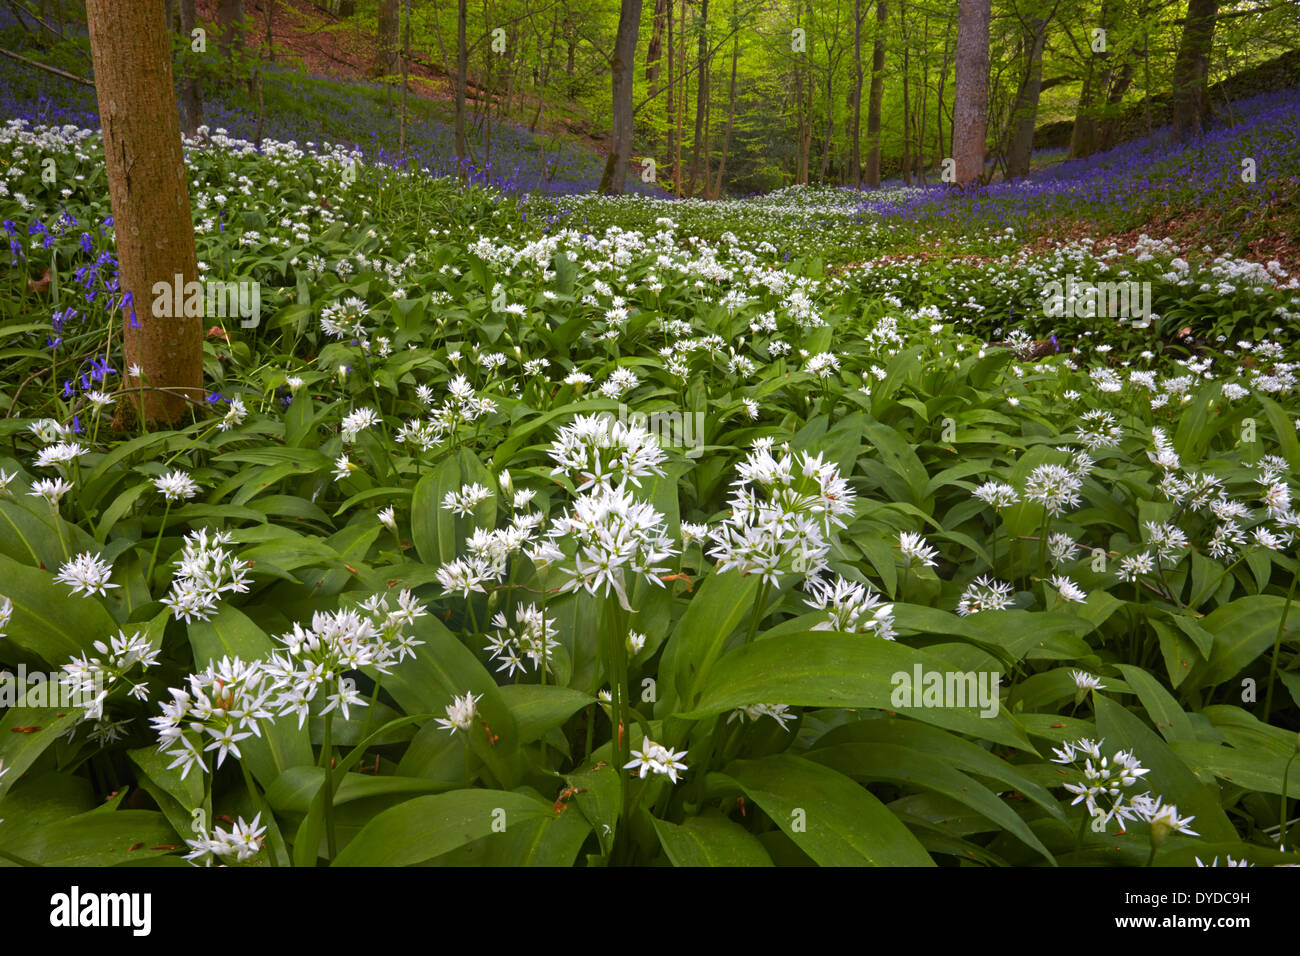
[864,87,1300,233]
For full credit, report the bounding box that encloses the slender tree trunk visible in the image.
[86,0,202,427]
[1069,0,1118,159]
[599,0,644,194]
[455,0,468,175]
[688,0,709,195]
[1006,15,1046,178]
[901,0,912,184]
[1170,0,1218,139]
[952,0,990,184]
[864,0,887,187]
[681,0,691,192]
[177,0,203,138]
[646,0,668,104]
[849,0,863,187]
[399,0,410,157]
[217,0,244,66]
[1096,57,1134,151]
[819,55,835,182]
[666,0,675,188]
[935,11,952,168]
[794,0,807,183]
[372,0,399,77]
[713,16,738,198]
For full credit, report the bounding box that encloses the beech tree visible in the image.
[599,0,643,194]
[1170,0,1219,139]
[952,0,991,184]
[86,0,203,426]
[371,0,400,78]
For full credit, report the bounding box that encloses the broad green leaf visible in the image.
[331,790,553,866]
[716,754,933,866]
[1093,695,1235,842]
[652,811,774,866]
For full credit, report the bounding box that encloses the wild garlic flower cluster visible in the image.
[151,592,425,776]
[54,551,119,598]
[160,528,252,624]
[61,629,161,722]
[956,575,1016,616]
[625,738,689,783]
[707,439,856,586]
[260,590,426,728]
[1048,737,1193,835]
[436,690,481,735]
[184,813,267,867]
[544,481,676,610]
[151,656,275,780]
[729,703,795,731]
[805,575,896,639]
[547,413,667,492]
[396,374,498,452]
[485,604,558,677]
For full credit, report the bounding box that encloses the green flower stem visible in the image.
[321,713,338,860]
[1263,561,1299,723]
[746,580,771,645]
[145,499,173,587]
[240,761,278,867]
[1281,750,1298,851]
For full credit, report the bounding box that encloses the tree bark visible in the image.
[1170,0,1218,140]
[952,0,990,184]
[599,0,644,194]
[217,0,244,66]
[177,0,203,138]
[848,0,863,187]
[86,0,202,427]
[712,13,738,198]
[1006,15,1046,178]
[688,0,709,195]
[455,0,468,175]
[371,0,399,78]
[864,0,887,187]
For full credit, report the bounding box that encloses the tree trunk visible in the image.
[901,0,912,184]
[646,0,668,91]
[864,0,887,187]
[713,15,738,199]
[1096,57,1134,151]
[399,0,410,157]
[848,0,863,187]
[790,0,800,183]
[935,10,952,170]
[177,0,203,138]
[681,0,691,192]
[688,0,709,196]
[86,0,202,427]
[1006,16,1046,178]
[455,0,468,175]
[666,0,675,189]
[1069,0,1118,159]
[371,0,399,78]
[599,0,643,194]
[951,0,990,184]
[217,0,243,66]
[1170,0,1218,140]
